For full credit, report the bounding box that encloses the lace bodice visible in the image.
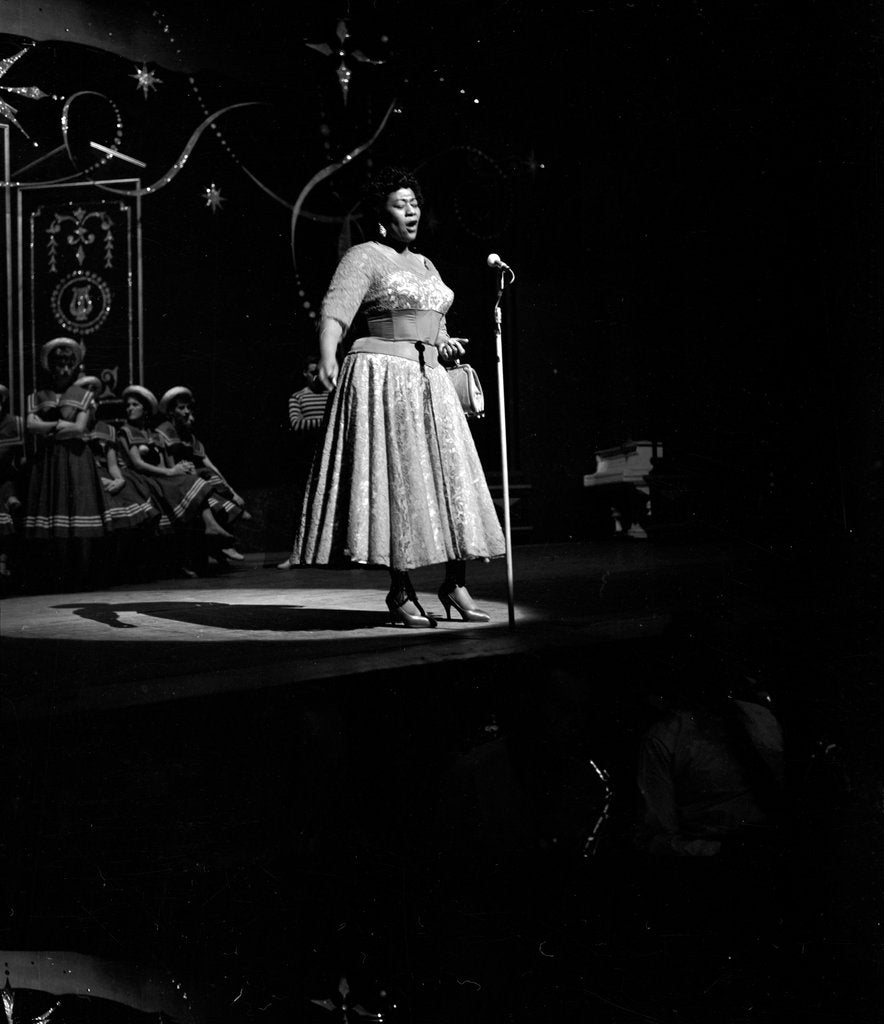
[321,242,454,337]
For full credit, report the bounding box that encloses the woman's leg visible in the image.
[388,568,412,607]
[438,559,491,622]
[442,558,466,591]
[201,506,234,538]
[387,568,436,628]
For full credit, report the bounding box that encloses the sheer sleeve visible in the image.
[320,245,375,332]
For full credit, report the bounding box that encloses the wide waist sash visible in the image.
[366,309,443,344]
[349,311,446,367]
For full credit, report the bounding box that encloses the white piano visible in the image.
[583,439,661,538]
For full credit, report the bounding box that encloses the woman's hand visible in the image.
[103,477,125,495]
[318,356,338,392]
[438,337,467,366]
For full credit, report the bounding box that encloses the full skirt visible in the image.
[25,441,112,538]
[128,469,215,529]
[294,353,506,571]
[102,471,162,532]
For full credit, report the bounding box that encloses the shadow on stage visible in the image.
[52,601,385,631]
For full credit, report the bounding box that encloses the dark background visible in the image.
[2,5,884,1022]
[2,0,880,554]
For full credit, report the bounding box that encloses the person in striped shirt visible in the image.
[287,356,329,432]
[277,357,330,569]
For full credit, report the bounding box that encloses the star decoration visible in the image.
[203,183,225,212]
[525,149,540,176]
[305,19,385,103]
[0,46,50,138]
[131,63,162,99]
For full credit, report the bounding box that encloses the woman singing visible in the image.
[291,166,506,627]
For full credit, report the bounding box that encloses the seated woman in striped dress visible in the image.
[77,375,160,536]
[116,385,234,575]
[155,385,250,561]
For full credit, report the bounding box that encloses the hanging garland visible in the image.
[1,12,514,324]
[288,98,397,317]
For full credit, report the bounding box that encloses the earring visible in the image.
[378,224,387,238]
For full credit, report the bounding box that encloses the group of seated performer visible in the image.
[0,337,251,588]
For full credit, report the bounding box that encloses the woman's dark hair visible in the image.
[360,166,423,215]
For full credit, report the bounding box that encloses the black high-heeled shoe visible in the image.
[437,585,491,623]
[385,591,438,628]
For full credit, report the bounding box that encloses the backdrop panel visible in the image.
[16,179,142,419]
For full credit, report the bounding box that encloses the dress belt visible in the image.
[348,336,440,368]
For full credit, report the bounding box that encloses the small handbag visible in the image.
[447,361,485,418]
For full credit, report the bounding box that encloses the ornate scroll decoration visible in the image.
[46,206,114,272]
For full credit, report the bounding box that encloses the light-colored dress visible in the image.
[294,241,505,571]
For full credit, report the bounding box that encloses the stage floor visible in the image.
[1,535,879,1023]
[2,537,783,719]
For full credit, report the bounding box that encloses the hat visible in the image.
[76,375,102,393]
[0,384,8,400]
[121,384,158,415]
[159,386,194,414]
[40,337,85,370]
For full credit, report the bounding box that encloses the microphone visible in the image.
[486,253,513,272]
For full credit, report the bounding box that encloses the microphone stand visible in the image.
[493,265,516,628]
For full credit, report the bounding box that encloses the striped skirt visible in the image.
[25,440,112,538]
[126,469,215,528]
[101,471,162,532]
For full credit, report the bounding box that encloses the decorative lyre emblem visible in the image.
[69,283,94,322]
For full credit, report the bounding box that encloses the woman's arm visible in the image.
[54,409,90,439]
[121,437,187,477]
[435,314,467,365]
[159,440,194,473]
[143,433,194,473]
[26,412,58,437]
[318,317,343,391]
[102,445,126,493]
[201,455,245,505]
